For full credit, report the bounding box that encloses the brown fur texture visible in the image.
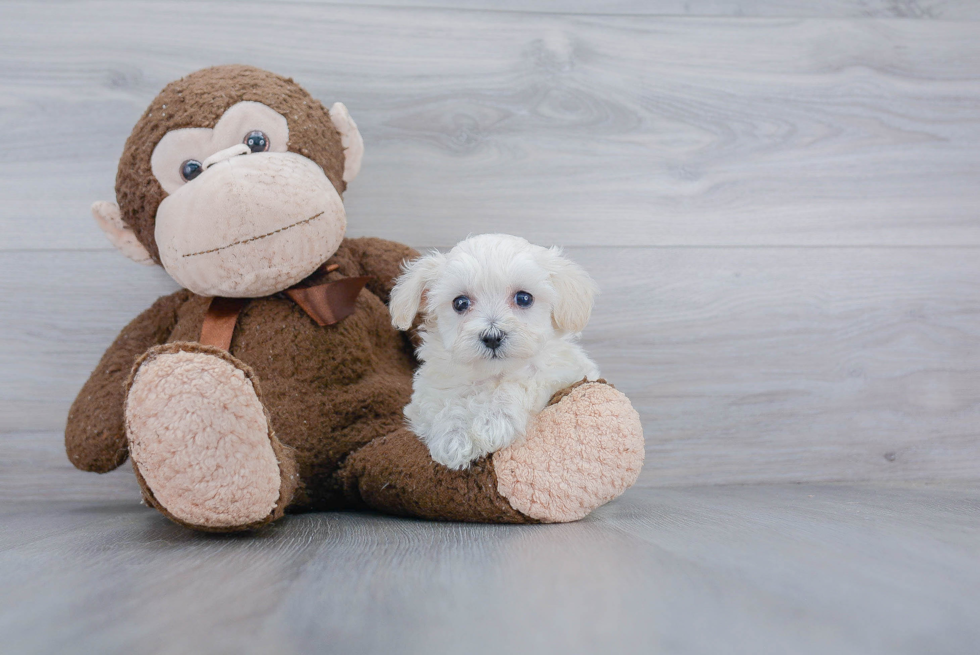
[116,65,346,263]
[340,428,536,523]
[66,290,191,473]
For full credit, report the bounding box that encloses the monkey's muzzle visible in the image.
[155,152,347,298]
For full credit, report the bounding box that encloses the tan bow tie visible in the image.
[199,264,371,351]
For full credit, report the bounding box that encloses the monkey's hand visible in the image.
[65,290,190,473]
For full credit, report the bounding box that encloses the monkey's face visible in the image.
[93,67,364,299]
[149,101,346,298]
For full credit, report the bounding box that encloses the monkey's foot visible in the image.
[125,343,297,531]
[492,381,645,523]
[340,381,643,524]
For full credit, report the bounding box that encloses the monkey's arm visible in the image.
[338,236,420,304]
[65,289,191,473]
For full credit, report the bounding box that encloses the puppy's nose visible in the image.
[480,331,505,350]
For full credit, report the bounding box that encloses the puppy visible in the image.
[389,233,600,470]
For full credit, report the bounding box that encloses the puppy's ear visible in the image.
[389,252,445,330]
[540,246,599,333]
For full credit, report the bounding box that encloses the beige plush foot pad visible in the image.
[126,346,283,529]
[493,382,644,523]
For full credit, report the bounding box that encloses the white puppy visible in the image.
[389,234,600,470]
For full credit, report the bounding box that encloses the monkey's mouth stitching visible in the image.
[181,211,325,258]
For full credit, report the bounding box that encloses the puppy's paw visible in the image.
[471,408,525,454]
[425,427,479,470]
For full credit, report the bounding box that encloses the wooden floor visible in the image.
[2,1,980,652]
[2,433,979,655]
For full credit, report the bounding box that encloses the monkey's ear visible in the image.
[389,252,445,331]
[329,102,364,185]
[91,201,154,266]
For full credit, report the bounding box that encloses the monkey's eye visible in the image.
[514,291,534,308]
[244,130,270,153]
[180,159,203,182]
[452,296,471,313]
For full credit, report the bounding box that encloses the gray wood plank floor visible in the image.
[2,433,978,655]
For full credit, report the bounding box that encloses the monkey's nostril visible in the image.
[480,331,505,350]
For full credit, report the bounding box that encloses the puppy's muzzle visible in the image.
[479,329,506,351]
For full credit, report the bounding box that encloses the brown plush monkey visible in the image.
[66,65,644,532]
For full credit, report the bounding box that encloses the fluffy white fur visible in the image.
[389,234,600,470]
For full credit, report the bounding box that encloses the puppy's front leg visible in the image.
[470,384,532,456]
[422,403,481,471]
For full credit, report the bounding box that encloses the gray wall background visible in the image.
[2,0,979,487]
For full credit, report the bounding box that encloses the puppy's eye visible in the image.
[514,291,534,308]
[452,296,471,313]
[180,159,203,181]
[244,130,270,153]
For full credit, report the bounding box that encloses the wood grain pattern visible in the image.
[2,1,980,250]
[2,0,979,487]
[581,246,980,485]
[243,0,980,19]
[1,459,978,655]
[4,246,979,486]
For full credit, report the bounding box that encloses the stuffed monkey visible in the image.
[66,65,644,532]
